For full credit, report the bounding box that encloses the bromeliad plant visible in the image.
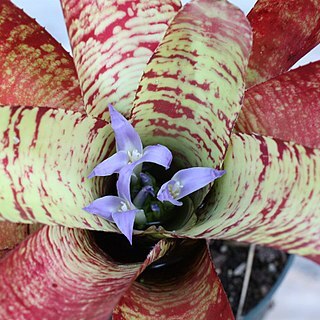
[0,0,319,319]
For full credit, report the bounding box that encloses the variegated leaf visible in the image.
[0,225,172,319]
[0,105,117,231]
[0,0,83,111]
[175,133,320,264]
[237,61,320,149]
[131,0,251,171]
[246,0,320,87]
[61,0,181,119]
[113,240,234,320]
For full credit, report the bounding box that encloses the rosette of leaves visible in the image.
[0,0,319,319]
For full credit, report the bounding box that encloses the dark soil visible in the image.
[210,240,288,316]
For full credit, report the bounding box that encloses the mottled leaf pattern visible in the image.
[113,241,234,320]
[0,225,172,319]
[237,61,320,149]
[246,0,320,87]
[61,0,181,118]
[132,0,251,171]
[0,1,83,111]
[0,105,117,231]
[176,133,320,263]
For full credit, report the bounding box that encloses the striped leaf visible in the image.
[0,105,117,231]
[113,240,234,320]
[0,0,83,111]
[246,0,320,87]
[61,0,181,119]
[131,0,251,172]
[175,133,320,263]
[237,61,320,149]
[0,226,172,319]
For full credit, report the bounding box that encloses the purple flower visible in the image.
[157,167,226,206]
[85,106,225,243]
[85,105,173,243]
[84,164,146,244]
[88,105,172,178]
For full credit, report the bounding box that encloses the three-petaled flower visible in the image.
[88,105,173,179]
[0,0,319,319]
[85,106,225,243]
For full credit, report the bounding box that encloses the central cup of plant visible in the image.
[84,105,225,244]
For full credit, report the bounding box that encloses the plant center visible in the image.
[131,163,191,230]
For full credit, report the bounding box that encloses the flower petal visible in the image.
[246,0,320,87]
[157,181,184,206]
[83,195,126,221]
[112,210,140,245]
[157,168,225,206]
[0,105,116,231]
[88,151,128,178]
[109,105,143,153]
[61,0,181,119]
[140,145,172,169]
[116,144,173,204]
[0,1,83,111]
[0,225,172,319]
[113,240,234,319]
[237,61,320,149]
[117,163,136,205]
[173,167,225,200]
[131,0,251,174]
[176,133,320,264]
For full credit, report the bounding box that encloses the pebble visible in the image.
[234,262,247,276]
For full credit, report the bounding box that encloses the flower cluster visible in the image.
[1,0,319,318]
[84,105,225,243]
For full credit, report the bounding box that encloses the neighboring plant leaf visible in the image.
[246,0,320,87]
[0,0,83,111]
[61,0,182,119]
[0,225,172,319]
[0,105,117,231]
[237,61,320,149]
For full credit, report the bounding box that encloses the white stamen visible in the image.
[168,181,183,199]
[118,201,130,212]
[127,149,142,163]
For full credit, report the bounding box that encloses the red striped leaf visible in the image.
[113,240,234,320]
[175,133,320,264]
[0,105,116,231]
[0,226,172,319]
[61,0,181,119]
[131,0,251,172]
